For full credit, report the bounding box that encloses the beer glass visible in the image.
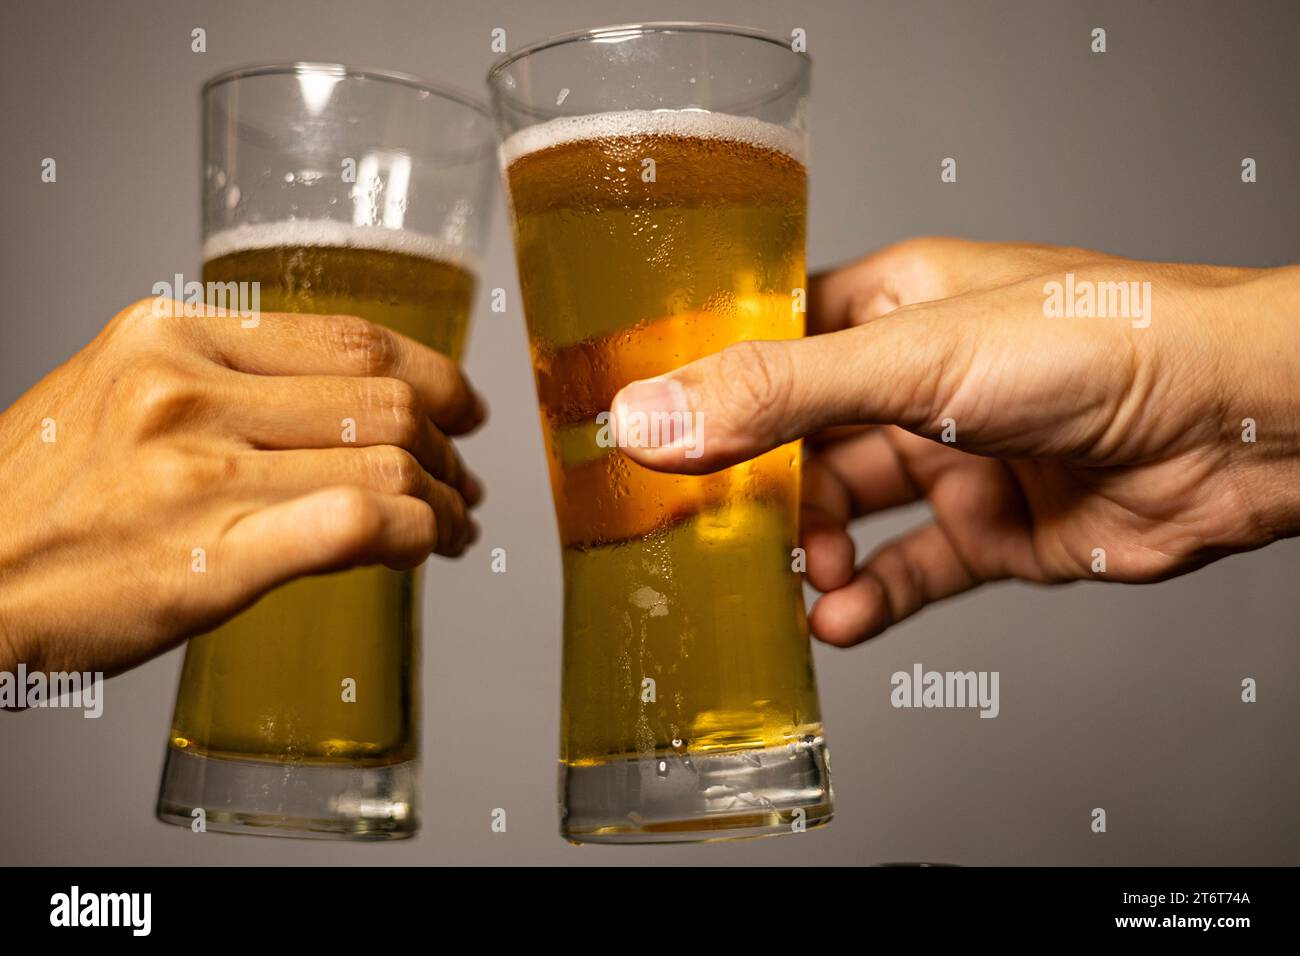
[157,63,495,839]
[489,23,832,842]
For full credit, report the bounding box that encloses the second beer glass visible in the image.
[490,23,832,842]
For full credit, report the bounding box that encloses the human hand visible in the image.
[610,238,1300,644]
[0,298,484,676]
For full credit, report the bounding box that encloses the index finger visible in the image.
[170,308,486,436]
[808,237,1101,334]
[807,238,962,334]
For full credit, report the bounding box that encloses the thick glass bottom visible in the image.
[561,736,832,844]
[156,746,417,840]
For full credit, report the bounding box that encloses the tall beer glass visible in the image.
[490,23,832,842]
[156,64,495,839]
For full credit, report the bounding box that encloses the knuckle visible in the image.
[715,340,791,434]
[886,236,955,294]
[889,235,943,261]
[119,357,202,435]
[107,297,194,351]
[143,447,210,501]
[322,486,383,551]
[844,287,889,324]
[113,297,168,334]
[893,234,968,266]
[375,378,421,444]
[333,315,396,375]
[370,446,424,496]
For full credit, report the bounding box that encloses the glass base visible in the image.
[561,736,832,844]
[156,746,418,840]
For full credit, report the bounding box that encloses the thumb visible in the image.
[609,313,952,474]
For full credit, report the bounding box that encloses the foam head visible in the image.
[203,220,472,268]
[499,109,807,169]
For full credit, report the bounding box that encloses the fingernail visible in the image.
[612,376,692,447]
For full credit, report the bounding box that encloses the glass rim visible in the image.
[486,21,809,91]
[202,61,492,120]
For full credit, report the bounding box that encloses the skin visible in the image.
[611,238,1300,646]
[0,298,484,677]
[2,240,1295,678]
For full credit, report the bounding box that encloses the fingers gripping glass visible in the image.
[156,63,495,840]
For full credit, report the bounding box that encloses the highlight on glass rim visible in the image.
[0,0,1295,928]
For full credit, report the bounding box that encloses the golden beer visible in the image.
[167,223,474,767]
[503,110,830,839]
[158,61,495,840]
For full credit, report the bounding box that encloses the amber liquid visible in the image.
[506,126,823,768]
[168,238,473,765]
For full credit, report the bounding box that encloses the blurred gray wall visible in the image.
[1,0,1296,865]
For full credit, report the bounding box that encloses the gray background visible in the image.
[1,0,1296,866]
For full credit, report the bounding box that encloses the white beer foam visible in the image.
[499,109,806,168]
[203,220,474,270]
